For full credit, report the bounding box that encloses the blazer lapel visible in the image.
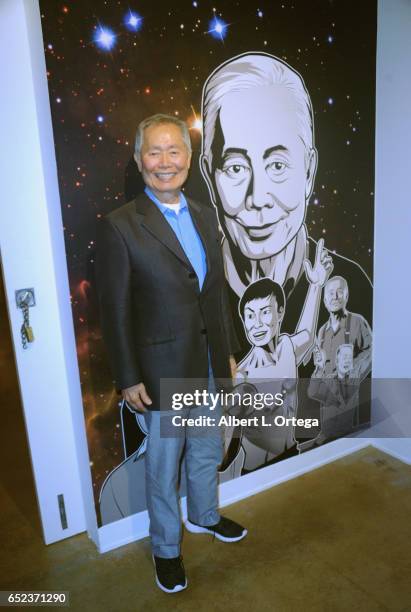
[137,193,192,271]
[186,197,213,290]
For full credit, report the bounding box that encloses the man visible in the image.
[96,114,246,594]
[315,276,372,380]
[304,276,372,446]
[200,52,373,365]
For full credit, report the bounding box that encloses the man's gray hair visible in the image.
[201,52,314,168]
[135,113,192,157]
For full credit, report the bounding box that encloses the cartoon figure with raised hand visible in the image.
[235,238,333,470]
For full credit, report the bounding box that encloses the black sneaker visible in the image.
[152,555,187,594]
[185,516,247,542]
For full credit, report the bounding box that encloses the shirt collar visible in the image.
[325,310,348,331]
[145,186,188,215]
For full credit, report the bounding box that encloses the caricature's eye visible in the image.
[261,307,272,316]
[266,159,289,180]
[222,164,250,179]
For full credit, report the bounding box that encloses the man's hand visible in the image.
[122,383,152,413]
[229,355,237,379]
[313,345,326,370]
[304,238,334,288]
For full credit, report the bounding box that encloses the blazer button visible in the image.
[189,272,196,279]
[200,328,207,335]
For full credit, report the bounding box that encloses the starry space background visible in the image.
[39,0,377,522]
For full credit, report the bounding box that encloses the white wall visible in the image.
[0,0,98,544]
[373,0,411,378]
[371,0,411,462]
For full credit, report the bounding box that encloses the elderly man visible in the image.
[96,114,246,594]
[315,276,372,379]
[200,52,373,366]
[304,275,372,446]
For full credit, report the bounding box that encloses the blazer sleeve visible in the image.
[95,217,141,390]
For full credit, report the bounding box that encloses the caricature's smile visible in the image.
[236,221,278,240]
[252,329,268,340]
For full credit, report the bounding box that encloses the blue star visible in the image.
[93,26,116,51]
[124,10,142,32]
[208,17,228,40]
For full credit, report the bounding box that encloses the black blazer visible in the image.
[96,192,239,409]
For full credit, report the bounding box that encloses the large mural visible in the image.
[40,0,376,526]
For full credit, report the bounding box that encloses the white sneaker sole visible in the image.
[152,555,188,594]
[185,520,248,542]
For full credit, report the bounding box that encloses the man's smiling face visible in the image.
[205,85,316,259]
[324,278,348,313]
[136,122,191,203]
[243,294,283,347]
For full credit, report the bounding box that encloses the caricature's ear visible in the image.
[278,306,285,321]
[134,152,142,172]
[305,147,318,201]
[200,154,214,191]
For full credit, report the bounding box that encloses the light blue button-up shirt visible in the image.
[144,186,207,290]
[144,186,213,377]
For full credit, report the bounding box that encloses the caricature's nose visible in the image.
[245,173,274,211]
[255,312,263,327]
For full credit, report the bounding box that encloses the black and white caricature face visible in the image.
[242,294,283,347]
[324,276,349,314]
[201,52,317,262]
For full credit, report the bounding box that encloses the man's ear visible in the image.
[278,306,285,323]
[305,147,318,201]
[134,152,142,173]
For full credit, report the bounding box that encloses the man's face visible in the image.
[203,85,316,260]
[336,344,353,376]
[324,278,348,313]
[135,123,191,200]
[242,294,283,347]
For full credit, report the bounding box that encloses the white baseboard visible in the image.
[371,439,411,465]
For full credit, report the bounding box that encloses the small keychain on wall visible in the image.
[15,288,35,349]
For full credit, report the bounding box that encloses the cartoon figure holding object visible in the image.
[315,276,372,380]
